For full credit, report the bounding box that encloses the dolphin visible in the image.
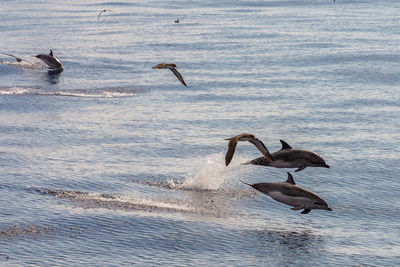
[225,133,329,172]
[35,50,63,71]
[241,172,332,214]
[152,63,187,87]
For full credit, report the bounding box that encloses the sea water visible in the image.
[0,0,399,266]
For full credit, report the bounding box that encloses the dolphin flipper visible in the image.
[295,165,306,172]
[301,208,311,214]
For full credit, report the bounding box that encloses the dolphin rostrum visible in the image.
[241,173,332,214]
[35,50,63,71]
[225,133,329,172]
[152,63,188,87]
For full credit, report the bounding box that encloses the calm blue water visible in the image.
[1,0,399,266]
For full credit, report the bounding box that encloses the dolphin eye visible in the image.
[314,202,321,205]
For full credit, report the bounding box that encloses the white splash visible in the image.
[181,153,248,191]
[0,87,35,95]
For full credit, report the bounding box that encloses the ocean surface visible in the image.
[0,0,399,266]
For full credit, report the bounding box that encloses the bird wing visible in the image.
[225,137,238,166]
[248,137,273,162]
[0,52,34,65]
[170,68,188,87]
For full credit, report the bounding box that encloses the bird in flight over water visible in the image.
[98,9,107,21]
[0,52,35,65]
[152,63,188,87]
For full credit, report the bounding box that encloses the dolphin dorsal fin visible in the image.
[49,49,53,56]
[280,140,292,150]
[286,172,296,184]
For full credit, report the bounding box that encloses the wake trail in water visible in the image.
[34,188,238,218]
[0,87,137,98]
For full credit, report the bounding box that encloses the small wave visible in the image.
[0,87,34,95]
[0,87,136,98]
[52,89,136,98]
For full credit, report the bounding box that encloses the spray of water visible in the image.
[180,152,249,191]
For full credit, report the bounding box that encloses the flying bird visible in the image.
[35,50,63,71]
[0,52,35,65]
[225,133,329,172]
[241,173,332,214]
[98,9,107,21]
[152,63,188,87]
[225,133,273,166]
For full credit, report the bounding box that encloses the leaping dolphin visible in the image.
[241,173,332,214]
[225,133,329,172]
[35,50,63,71]
[152,63,188,87]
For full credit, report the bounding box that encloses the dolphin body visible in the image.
[225,133,329,172]
[241,173,332,214]
[35,50,63,71]
[244,139,330,172]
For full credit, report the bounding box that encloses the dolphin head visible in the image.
[307,198,332,211]
[307,152,330,168]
